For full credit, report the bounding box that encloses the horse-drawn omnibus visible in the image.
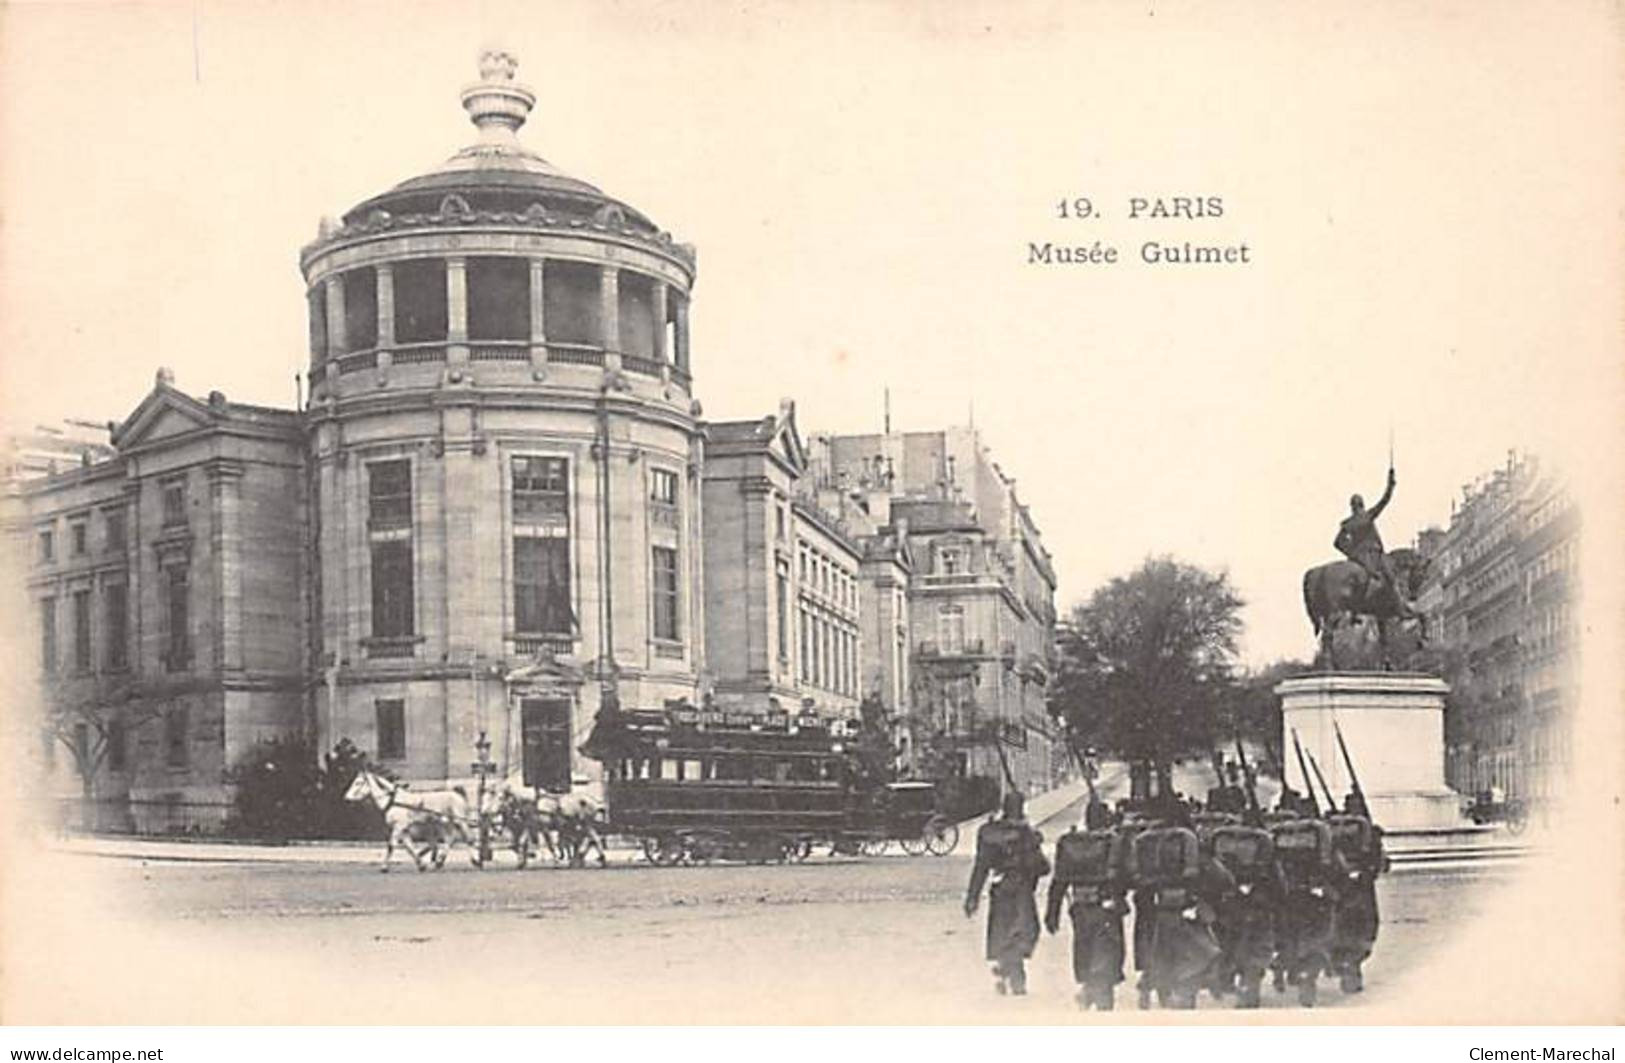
[592,705,958,864]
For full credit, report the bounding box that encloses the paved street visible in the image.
[12,819,1517,1024]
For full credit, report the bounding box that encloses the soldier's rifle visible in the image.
[1291,728,1321,818]
[1304,748,1338,815]
[1333,718,1364,805]
[987,723,1019,795]
[1233,735,1264,828]
[1063,731,1100,807]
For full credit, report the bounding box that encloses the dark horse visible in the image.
[1302,547,1429,669]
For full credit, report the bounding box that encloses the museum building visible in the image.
[8,52,1061,830]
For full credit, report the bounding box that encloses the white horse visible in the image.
[343,768,475,873]
[536,776,609,867]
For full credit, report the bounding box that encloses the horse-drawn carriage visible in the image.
[346,704,961,870]
[596,706,958,865]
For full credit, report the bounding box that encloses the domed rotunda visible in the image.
[301,50,703,791]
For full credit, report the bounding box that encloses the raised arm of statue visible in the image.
[1369,469,1395,519]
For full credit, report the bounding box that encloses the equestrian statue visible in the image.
[1302,463,1430,670]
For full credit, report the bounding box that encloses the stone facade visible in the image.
[807,427,1061,795]
[1419,452,1579,803]
[700,403,865,721]
[7,384,305,831]
[8,53,1063,827]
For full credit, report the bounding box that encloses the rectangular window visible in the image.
[40,597,57,672]
[72,589,92,672]
[165,566,190,669]
[104,508,126,554]
[651,468,679,505]
[104,582,128,671]
[70,521,88,557]
[370,540,415,638]
[939,547,963,575]
[367,460,415,640]
[39,529,54,563]
[376,699,406,760]
[514,537,573,635]
[165,707,188,768]
[513,457,568,523]
[939,606,965,654]
[776,564,790,663]
[162,482,187,528]
[368,461,412,529]
[652,546,680,641]
[107,718,127,773]
[800,608,811,682]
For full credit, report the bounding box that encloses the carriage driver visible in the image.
[1334,466,1418,619]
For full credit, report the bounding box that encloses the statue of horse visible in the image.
[1302,547,1430,670]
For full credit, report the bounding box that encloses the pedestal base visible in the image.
[1276,672,1464,832]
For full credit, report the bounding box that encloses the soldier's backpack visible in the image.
[1327,814,1379,872]
[1130,826,1202,887]
[1209,824,1275,882]
[979,818,1044,877]
[1055,828,1118,885]
[1270,818,1334,883]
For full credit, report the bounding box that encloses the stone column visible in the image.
[122,479,143,669]
[446,256,468,364]
[528,258,548,369]
[687,441,706,686]
[206,460,246,671]
[674,297,691,376]
[375,263,395,367]
[599,265,621,372]
[651,282,671,384]
[324,276,346,356]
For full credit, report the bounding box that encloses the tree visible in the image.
[1049,556,1245,797]
[1224,658,1313,775]
[44,693,166,830]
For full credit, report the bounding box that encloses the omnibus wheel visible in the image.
[899,834,929,856]
[925,818,960,856]
[860,837,889,857]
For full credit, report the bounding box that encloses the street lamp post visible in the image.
[473,730,495,867]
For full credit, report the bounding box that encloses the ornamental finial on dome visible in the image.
[478,48,518,81]
[462,47,536,144]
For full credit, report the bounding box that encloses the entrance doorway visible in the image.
[521,698,573,793]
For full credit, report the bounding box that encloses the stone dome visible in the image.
[305,48,689,269]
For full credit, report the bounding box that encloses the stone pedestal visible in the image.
[1276,672,1463,830]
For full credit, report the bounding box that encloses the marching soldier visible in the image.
[964,793,1051,995]
[1328,803,1388,992]
[1207,823,1288,1007]
[1206,762,1248,815]
[1045,818,1130,1009]
[1270,816,1350,1006]
[1129,797,1235,1009]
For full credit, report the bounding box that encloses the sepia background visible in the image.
[1,0,1620,1025]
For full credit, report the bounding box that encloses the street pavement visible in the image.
[16,828,1516,1024]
